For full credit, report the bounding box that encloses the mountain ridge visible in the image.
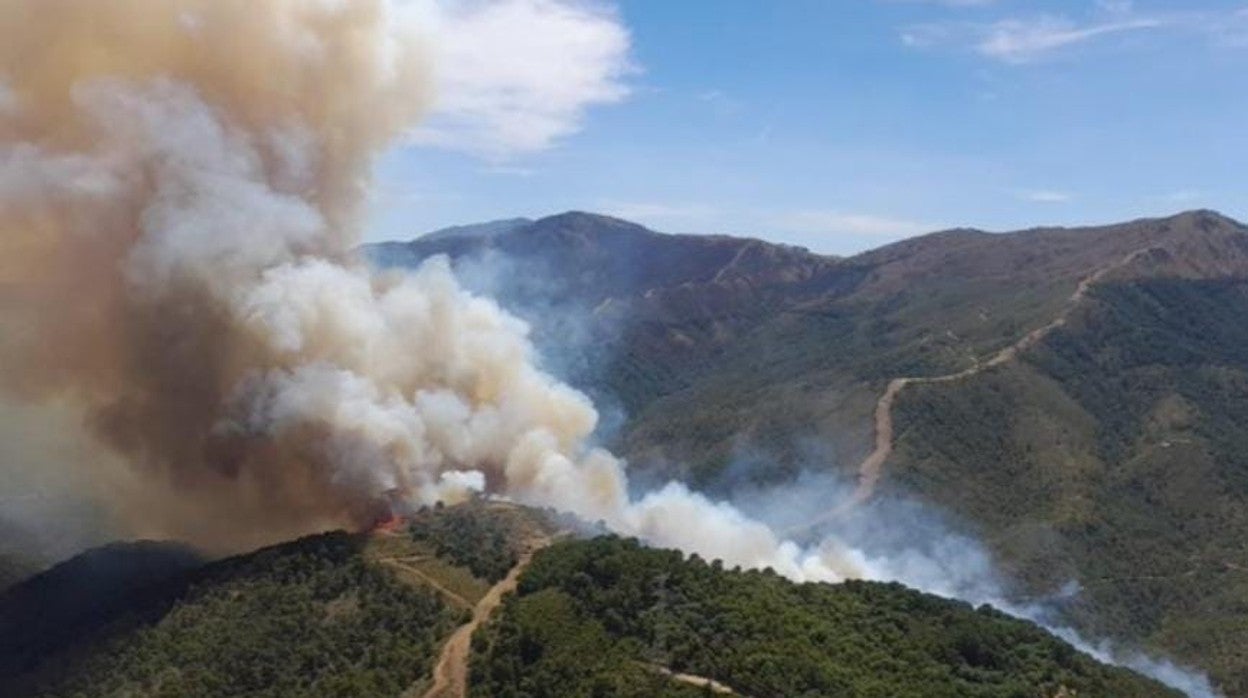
[364,208,1248,693]
[0,502,1182,697]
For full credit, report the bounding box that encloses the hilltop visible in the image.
[0,502,1177,697]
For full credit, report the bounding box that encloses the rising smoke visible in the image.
[0,0,860,577]
[0,2,1217,695]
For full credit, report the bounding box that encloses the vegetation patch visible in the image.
[6,533,460,698]
[470,536,1178,698]
[891,279,1248,694]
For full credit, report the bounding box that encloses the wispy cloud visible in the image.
[978,15,1164,63]
[1018,189,1073,204]
[898,0,1210,64]
[406,0,634,159]
[904,3,1248,64]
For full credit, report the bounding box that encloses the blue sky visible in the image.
[371,0,1248,255]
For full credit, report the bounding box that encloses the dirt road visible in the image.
[420,538,550,698]
[786,247,1155,537]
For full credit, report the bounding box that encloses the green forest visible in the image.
[471,536,1178,698]
[6,533,460,697]
[892,278,1248,693]
[2,504,1181,697]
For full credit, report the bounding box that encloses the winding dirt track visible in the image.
[785,248,1155,537]
[420,537,550,698]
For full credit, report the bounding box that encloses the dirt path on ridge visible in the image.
[784,248,1155,537]
[419,536,552,698]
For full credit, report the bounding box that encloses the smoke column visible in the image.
[0,0,859,579]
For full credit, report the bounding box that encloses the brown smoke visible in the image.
[0,0,429,551]
[0,0,862,583]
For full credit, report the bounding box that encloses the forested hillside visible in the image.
[471,536,1178,698]
[1,504,1177,697]
[891,277,1248,693]
[2,533,460,697]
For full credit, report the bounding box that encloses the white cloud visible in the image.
[407,0,633,159]
[900,0,1187,64]
[1018,189,1073,203]
[978,15,1164,63]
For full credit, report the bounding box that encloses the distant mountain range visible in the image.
[368,209,1248,693]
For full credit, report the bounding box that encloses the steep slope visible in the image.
[1,503,1177,697]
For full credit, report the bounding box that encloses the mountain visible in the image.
[1,502,1177,697]
[370,218,533,258]
[368,209,1248,693]
[368,211,843,308]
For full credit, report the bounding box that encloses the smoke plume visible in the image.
[0,0,857,579]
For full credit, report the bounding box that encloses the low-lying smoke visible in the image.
[726,468,1218,697]
[0,2,1217,695]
